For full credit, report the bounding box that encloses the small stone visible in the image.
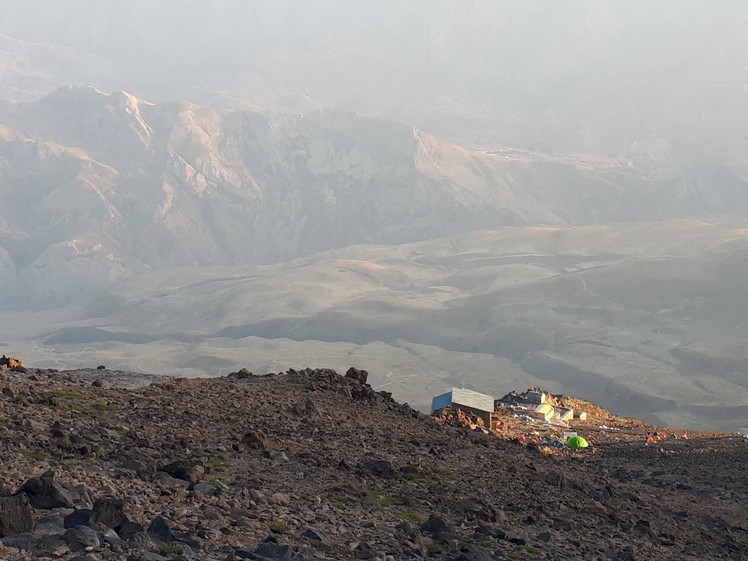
[254,542,290,559]
[153,471,190,490]
[360,459,393,478]
[270,493,290,506]
[157,461,204,485]
[191,483,221,496]
[302,527,331,545]
[420,514,452,537]
[241,430,268,450]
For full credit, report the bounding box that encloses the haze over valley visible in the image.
[1,1,747,430]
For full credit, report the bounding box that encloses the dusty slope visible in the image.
[25,219,748,431]
[0,366,746,560]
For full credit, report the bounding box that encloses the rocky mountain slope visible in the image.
[0,366,746,561]
[1,87,747,309]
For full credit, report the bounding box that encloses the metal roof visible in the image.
[430,388,495,414]
[448,388,494,413]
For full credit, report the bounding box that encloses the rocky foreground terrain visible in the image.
[0,366,746,561]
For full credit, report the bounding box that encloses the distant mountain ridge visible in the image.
[1,87,747,308]
[1,1,747,160]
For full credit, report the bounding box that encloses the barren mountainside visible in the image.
[1,88,747,308]
[36,220,748,431]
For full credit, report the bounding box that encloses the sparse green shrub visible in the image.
[158,542,183,555]
[509,544,543,558]
[397,512,427,524]
[269,521,291,534]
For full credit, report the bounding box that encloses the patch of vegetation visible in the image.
[42,389,84,399]
[379,495,405,507]
[21,449,50,462]
[158,542,183,555]
[331,494,354,506]
[422,538,441,553]
[205,454,231,474]
[402,472,431,483]
[508,544,543,559]
[79,399,115,412]
[397,511,427,524]
[269,521,292,534]
[41,390,117,415]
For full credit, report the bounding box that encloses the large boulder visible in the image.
[15,470,75,509]
[0,494,34,537]
[344,367,368,384]
[64,525,100,552]
[147,515,175,544]
[91,499,128,530]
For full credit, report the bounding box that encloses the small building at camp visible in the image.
[529,403,554,422]
[431,388,494,427]
[527,391,546,404]
[556,407,574,423]
[574,411,588,421]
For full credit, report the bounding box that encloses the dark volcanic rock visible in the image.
[344,367,368,384]
[301,527,330,545]
[64,525,100,552]
[64,509,93,529]
[228,368,253,379]
[157,461,204,485]
[35,513,66,534]
[241,430,268,450]
[91,498,128,529]
[455,498,499,522]
[420,514,452,538]
[0,493,34,537]
[117,519,146,541]
[0,531,33,550]
[15,470,76,509]
[147,515,175,544]
[360,459,393,478]
[254,542,290,559]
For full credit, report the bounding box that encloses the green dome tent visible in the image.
[566,436,589,449]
